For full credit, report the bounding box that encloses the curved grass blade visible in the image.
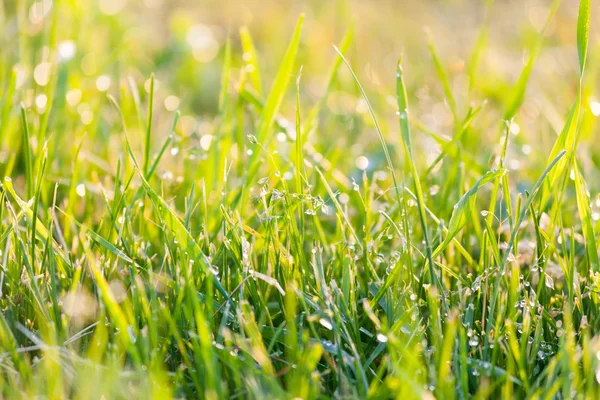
[304,24,354,135]
[543,0,591,209]
[396,59,448,312]
[108,95,233,305]
[573,162,598,271]
[432,168,505,259]
[143,73,155,175]
[240,26,263,96]
[332,46,403,214]
[245,15,304,187]
[20,105,33,200]
[577,0,590,76]
[485,150,566,352]
[2,177,69,266]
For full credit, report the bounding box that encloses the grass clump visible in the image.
[0,0,599,398]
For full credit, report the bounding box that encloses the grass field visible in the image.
[1,0,600,398]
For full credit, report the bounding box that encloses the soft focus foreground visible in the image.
[1,0,600,398]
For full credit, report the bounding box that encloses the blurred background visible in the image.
[0,0,598,210]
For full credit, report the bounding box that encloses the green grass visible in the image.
[0,0,600,398]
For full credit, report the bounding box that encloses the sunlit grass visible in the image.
[0,0,600,398]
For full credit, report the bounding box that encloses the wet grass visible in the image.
[0,0,599,398]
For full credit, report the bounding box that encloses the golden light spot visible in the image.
[66,89,82,107]
[590,100,600,117]
[58,40,76,61]
[76,183,86,197]
[96,75,111,91]
[164,95,180,111]
[356,156,369,170]
[187,24,220,63]
[33,62,52,86]
[200,135,213,151]
[35,94,48,110]
[80,110,94,125]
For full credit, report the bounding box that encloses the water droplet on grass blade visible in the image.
[58,40,76,61]
[376,333,388,343]
[590,100,600,116]
[76,183,86,197]
[319,318,333,330]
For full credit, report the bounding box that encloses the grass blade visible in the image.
[573,162,598,271]
[240,26,263,96]
[143,74,155,175]
[397,58,447,312]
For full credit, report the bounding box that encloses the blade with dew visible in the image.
[239,26,263,96]
[244,15,304,194]
[573,162,598,271]
[108,95,233,305]
[543,0,590,212]
[485,150,566,353]
[396,58,448,313]
[432,168,505,259]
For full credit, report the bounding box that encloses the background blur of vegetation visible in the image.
[1,0,598,191]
